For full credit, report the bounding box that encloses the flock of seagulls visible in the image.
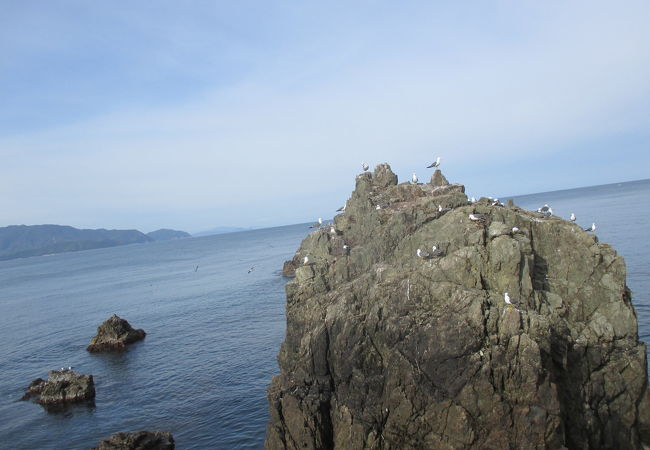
[301,158,601,312]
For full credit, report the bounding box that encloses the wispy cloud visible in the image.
[1,1,649,232]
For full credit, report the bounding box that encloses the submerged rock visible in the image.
[87,314,146,352]
[21,369,95,406]
[266,163,650,449]
[92,431,174,450]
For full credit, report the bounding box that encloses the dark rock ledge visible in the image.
[92,430,175,450]
[87,314,146,352]
[21,369,95,407]
[267,163,650,449]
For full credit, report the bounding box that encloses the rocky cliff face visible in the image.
[266,164,650,449]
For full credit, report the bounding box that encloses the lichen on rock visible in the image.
[87,314,146,352]
[267,163,650,449]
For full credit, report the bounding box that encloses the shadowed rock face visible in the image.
[21,369,95,407]
[92,431,174,450]
[87,314,146,352]
[266,163,650,449]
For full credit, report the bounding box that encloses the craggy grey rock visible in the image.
[266,163,650,449]
[87,314,146,352]
[92,431,174,450]
[21,369,95,406]
[429,168,449,187]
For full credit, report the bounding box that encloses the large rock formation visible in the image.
[92,431,175,449]
[21,369,95,407]
[87,314,146,352]
[266,164,650,449]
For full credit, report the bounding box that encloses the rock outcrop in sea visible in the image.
[87,314,146,352]
[92,430,175,450]
[266,164,650,449]
[21,369,95,407]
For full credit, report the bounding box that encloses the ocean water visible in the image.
[0,179,648,449]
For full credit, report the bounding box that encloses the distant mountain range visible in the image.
[0,225,190,261]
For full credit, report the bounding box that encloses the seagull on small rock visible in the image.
[427,157,441,168]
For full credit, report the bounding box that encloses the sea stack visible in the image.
[21,369,95,407]
[87,314,146,352]
[266,163,650,449]
[92,431,175,449]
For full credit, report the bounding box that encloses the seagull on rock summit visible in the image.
[362,162,369,172]
[309,217,323,228]
[427,157,441,168]
[411,173,418,184]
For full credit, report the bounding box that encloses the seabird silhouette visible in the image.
[427,157,441,168]
[362,162,369,172]
[336,204,346,212]
[248,266,255,274]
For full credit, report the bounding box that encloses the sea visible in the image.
[0,179,648,449]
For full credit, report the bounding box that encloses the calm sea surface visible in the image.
[0,179,648,449]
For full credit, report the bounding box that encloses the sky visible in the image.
[1,1,649,233]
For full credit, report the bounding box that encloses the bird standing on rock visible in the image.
[416,248,430,259]
[570,213,576,222]
[469,213,488,222]
[585,223,596,232]
[504,292,514,308]
[427,157,441,168]
[411,173,418,184]
[362,162,369,172]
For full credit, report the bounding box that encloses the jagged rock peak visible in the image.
[430,168,449,186]
[267,164,650,449]
[87,314,146,352]
[21,369,95,407]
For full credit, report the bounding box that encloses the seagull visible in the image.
[247,266,255,274]
[330,226,339,235]
[537,204,551,213]
[570,213,576,222]
[362,162,369,172]
[427,157,441,168]
[470,197,477,203]
[431,245,444,257]
[585,223,596,232]
[438,205,451,213]
[469,213,488,222]
[194,265,199,272]
[512,226,520,233]
[504,292,514,307]
[416,248,431,259]
[411,173,418,184]
[68,366,72,370]
[303,256,309,265]
[336,204,346,212]
[309,217,323,228]
[343,244,349,253]
[492,198,504,207]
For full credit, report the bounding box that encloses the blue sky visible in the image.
[1,1,649,233]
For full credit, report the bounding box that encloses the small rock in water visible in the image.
[21,369,95,407]
[87,314,146,352]
[92,430,174,450]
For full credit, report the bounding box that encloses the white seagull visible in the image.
[537,204,551,213]
[512,226,520,233]
[416,248,430,259]
[303,256,309,265]
[431,245,444,257]
[411,172,418,184]
[469,213,488,222]
[570,213,576,222]
[427,157,441,168]
[336,204,346,212]
[438,205,451,213]
[585,223,596,232]
[362,162,369,172]
[470,197,477,203]
[504,292,514,306]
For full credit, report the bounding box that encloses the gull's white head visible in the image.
[432,245,437,251]
[570,213,576,221]
[438,205,442,212]
[303,256,309,264]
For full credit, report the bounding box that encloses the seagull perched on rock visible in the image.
[336,204,346,212]
[427,157,441,168]
[570,213,576,222]
[303,256,309,265]
[330,225,340,235]
[430,245,444,257]
[504,292,515,308]
[309,217,323,228]
[470,197,477,203]
[362,162,369,172]
[411,172,418,184]
[537,204,551,213]
[492,198,504,207]
[438,205,451,213]
[585,223,596,232]
[416,248,431,259]
[469,213,488,223]
[512,226,520,233]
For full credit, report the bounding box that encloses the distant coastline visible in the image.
[0,224,190,261]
